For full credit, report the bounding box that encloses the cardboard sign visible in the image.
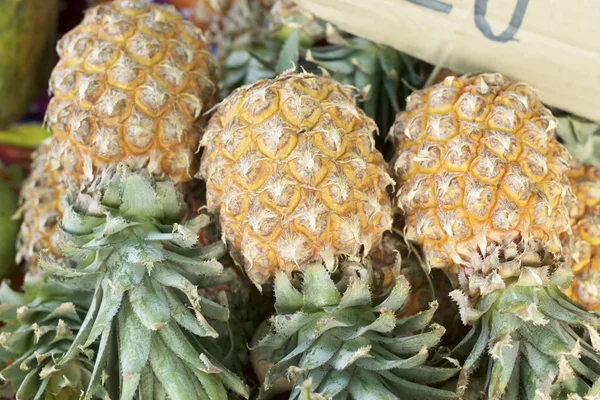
[294,0,600,123]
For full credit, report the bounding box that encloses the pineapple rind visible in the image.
[391,73,573,271]
[198,72,393,284]
[39,164,249,399]
[45,0,218,186]
[0,274,100,399]
[564,163,600,312]
[15,139,65,272]
[450,237,600,399]
[255,262,459,399]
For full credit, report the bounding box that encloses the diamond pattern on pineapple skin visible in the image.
[391,73,573,270]
[15,140,65,273]
[198,73,393,284]
[45,0,218,185]
[564,165,600,312]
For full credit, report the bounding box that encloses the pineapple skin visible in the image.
[15,139,65,272]
[198,73,394,284]
[45,0,218,186]
[564,163,600,311]
[391,73,573,271]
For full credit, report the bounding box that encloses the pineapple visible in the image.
[0,274,99,399]
[393,74,600,398]
[15,139,66,273]
[391,73,573,271]
[39,164,249,399]
[197,72,394,285]
[0,0,59,129]
[45,0,218,187]
[564,163,600,312]
[253,261,459,399]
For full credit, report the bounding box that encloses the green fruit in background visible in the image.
[0,178,19,278]
[0,0,59,129]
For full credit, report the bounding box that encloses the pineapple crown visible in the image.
[448,237,600,399]
[255,261,459,399]
[0,274,98,399]
[39,164,249,399]
[555,116,600,170]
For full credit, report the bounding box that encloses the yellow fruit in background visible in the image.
[564,162,600,311]
[45,0,218,187]
[15,139,65,273]
[390,73,573,271]
[198,72,393,284]
[0,0,59,129]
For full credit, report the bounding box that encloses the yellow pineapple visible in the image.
[15,139,65,272]
[390,73,573,271]
[45,0,218,186]
[564,162,600,311]
[198,72,393,284]
[392,74,600,399]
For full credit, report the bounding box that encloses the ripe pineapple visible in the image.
[393,74,600,398]
[391,73,573,271]
[253,261,460,399]
[45,0,218,187]
[198,72,394,285]
[15,139,65,272]
[564,163,600,312]
[0,274,98,399]
[40,165,248,399]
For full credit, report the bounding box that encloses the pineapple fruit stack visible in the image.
[2,1,600,400]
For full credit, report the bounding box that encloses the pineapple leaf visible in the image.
[138,364,154,400]
[373,275,410,313]
[58,282,102,367]
[275,29,300,75]
[488,340,520,399]
[129,276,170,331]
[338,277,372,309]
[306,369,349,398]
[347,371,398,400]
[298,334,341,370]
[163,287,217,338]
[148,334,204,400]
[157,321,210,372]
[395,300,438,334]
[118,296,151,396]
[188,367,227,400]
[84,322,113,400]
[15,366,45,400]
[302,263,341,312]
[83,279,123,348]
[274,271,303,314]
